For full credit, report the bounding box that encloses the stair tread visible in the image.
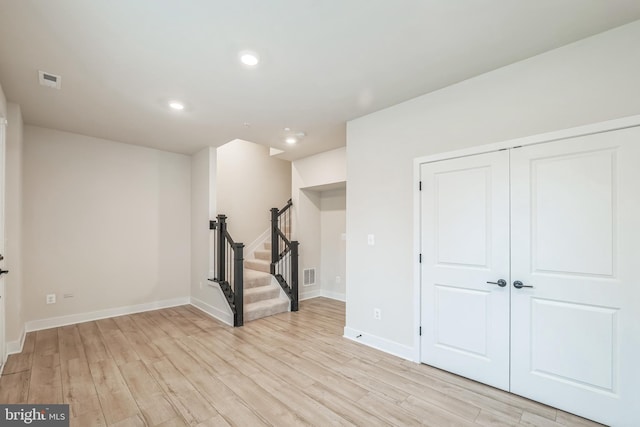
[245,259,271,273]
[244,283,279,294]
[244,282,281,304]
[245,298,288,310]
[247,259,270,265]
[244,297,289,322]
[242,269,272,288]
[254,249,271,260]
[244,268,271,279]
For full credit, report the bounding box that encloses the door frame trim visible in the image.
[412,113,640,363]
[0,117,6,368]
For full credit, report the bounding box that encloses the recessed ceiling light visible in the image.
[285,137,297,145]
[240,51,259,67]
[169,101,185,110]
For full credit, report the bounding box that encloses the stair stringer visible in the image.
[270,274,292,312]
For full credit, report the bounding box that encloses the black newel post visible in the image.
[233,243,244,326]
[291,241,299,312]
[217,214,227,282]
[209,220,217,279]
[270,207,279,275]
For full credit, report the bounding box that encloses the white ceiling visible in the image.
[1,1,639,160]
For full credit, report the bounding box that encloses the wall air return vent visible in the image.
[303,268,316,286]
[38,70,62,89]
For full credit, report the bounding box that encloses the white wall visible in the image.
[5,103,23,346]
[0,84,6,118]
[23,126,191,324]
[216,139,291,246]
[320,188,346,301]
[346,20,640,356]
[292,147,346,192]
[292,147,346,300]
[190,147,213,300]
[189,147,232,324]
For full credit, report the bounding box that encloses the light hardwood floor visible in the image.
[0,298,601,426]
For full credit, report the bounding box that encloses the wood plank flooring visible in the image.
[0,298,602,426]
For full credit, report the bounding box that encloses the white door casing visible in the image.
[420,150,510,391]
[0,118,6,367]
[510,127,640,426]
[418,120,640,426]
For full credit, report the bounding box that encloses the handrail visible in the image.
[270,200,299,312]
[209,214,244,326]
[274,227,291,247]
[278,198,293,215]
[223,230,236,246]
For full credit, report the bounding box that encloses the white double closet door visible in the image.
[420,126,640,426]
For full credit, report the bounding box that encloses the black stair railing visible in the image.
[209,214,244,326]
[270,199,299,311]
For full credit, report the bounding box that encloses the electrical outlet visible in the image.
[367,234,375,245]
[374,308,381,320]
[335,276,341,284]
[46,294,56,304]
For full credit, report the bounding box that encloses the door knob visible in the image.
[486,279,507,287]
[513,280,533,289]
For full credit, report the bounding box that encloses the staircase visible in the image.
[244,241,290,322]
[210,201,299,327]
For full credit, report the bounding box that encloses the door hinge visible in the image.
[419,181,422,191]
[419,253,422,263]
[419,326,422,336]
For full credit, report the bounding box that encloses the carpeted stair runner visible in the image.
[244,241,290,322]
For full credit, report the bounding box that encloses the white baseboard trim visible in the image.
[24,297,190,332]
[300,289,321,301]
[190,297,233,326]
[321,290,345,302]
[343,326,414,361]
[300,289,345,302]
[6,328,26,355]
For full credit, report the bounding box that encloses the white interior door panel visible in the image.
[420,150,510,391]
[510,128,640,426]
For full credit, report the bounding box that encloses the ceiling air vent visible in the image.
[303,268,316,286]
[38,70,62,89]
